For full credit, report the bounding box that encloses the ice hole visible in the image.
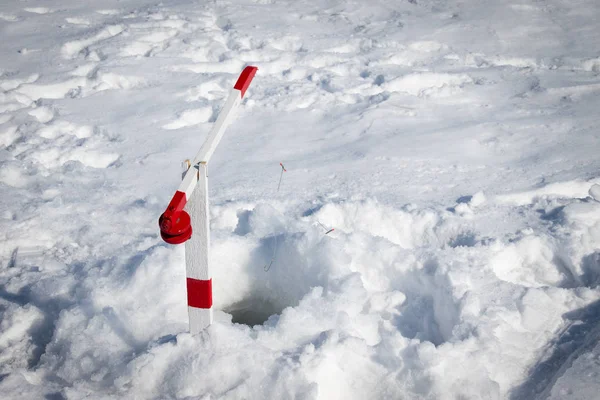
[224,296,287,327]
[219,205,334,326]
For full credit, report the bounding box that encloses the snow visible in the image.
[1,0,600,399]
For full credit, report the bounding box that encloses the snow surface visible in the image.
[1,0,600,399]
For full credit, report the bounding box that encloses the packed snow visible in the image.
[1,0,600,399]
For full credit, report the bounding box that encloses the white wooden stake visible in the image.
[159,66,258,333]
[185,163,212,332]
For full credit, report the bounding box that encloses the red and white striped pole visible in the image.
[159,66,258,333]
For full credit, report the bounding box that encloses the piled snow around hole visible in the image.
[3,190,600,398]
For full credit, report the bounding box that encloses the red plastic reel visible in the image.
[159,210,192,244]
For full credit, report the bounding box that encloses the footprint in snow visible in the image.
[0,13,19,21]
[65,17,91,26]
[95,9,121,16]
[23,7,55,14]
[61,25,124,58]
[162,107,213,130]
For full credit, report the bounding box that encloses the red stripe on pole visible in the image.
[187,278,212,308]
[233,66,258,98]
